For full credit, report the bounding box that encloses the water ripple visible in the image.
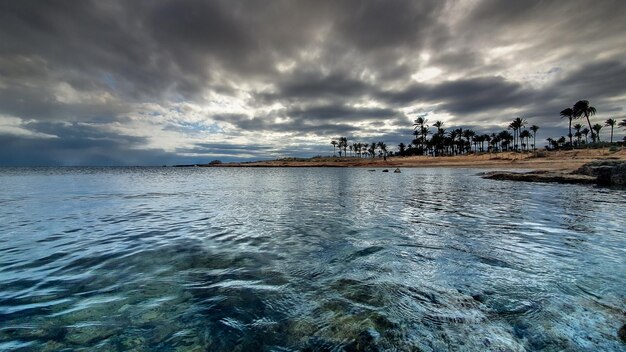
[0,167,624,351]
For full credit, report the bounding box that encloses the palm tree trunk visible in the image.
[585,115,594,143]
[610,126,614,143]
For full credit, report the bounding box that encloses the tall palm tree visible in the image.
[449,129,459,154]
[331,140,338,156]
[339,137,348,157]
[530,125,539,151]
[454,128,464,154]
[560,108,575,146]
[462,129,475,153]
[605,118,616,143]
[573,100,597,143]
[592,124,603,142]
[433,121,444,134]
[413,116,428,154]
[509,117,527,151]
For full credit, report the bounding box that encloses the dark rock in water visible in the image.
[394,168,401,173]
[481,160,626,186]
[480,170,596,184]
[471,294,485,303]
[574,160,626,186]
[382,169,389,172]
[619,324,626,343]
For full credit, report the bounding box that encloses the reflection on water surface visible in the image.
[0,167,625,351]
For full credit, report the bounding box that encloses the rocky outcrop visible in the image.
[481,160,626,186]
[480,170,596,184]
[574,160,626,186]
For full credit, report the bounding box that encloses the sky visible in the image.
[1,0,626,166]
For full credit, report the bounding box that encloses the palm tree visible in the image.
[605,118,616,143]
[368,142,377,158]
[453,128,464,154]
[498,130,512,151]
[398,142,406,156]
[433,121,444,134]
[377,141,388,159]
[573,123,583,146]
[573,100,597,143]
[619,119,626,129]
[560,108,575,146]
[413,116,428,154]
[581,128,590,144]
[530,125,539,151]
[331,140,338,156]
[592,124,603,142]
[509,117,527,151]
[519,130,531,152]
[339,137,348,157]
[462,129,475,153]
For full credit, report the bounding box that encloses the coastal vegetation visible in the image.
[546,100,626,150]
[332,117,539,158]
[330,99,624,158]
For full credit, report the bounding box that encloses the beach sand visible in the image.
[213,148,626,171]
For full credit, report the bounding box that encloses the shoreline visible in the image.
[203,148,626,172]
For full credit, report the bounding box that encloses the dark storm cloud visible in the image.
[259,71,371,102]
[551,60,626,101]
[212,112,360,136]
[1,0,626,164]
[378,76,537,115]
[285,105,400,123]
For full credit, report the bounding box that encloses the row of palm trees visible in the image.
[553,100,625,148]
[330,117,541,158]
[330,138,389,158]
[403,116,539,156]
[328,100,624,157]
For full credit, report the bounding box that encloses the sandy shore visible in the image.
[213,148,626,171]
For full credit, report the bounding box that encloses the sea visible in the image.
[0,167,625,351]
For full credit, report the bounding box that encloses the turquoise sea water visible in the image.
[0,167,625,351]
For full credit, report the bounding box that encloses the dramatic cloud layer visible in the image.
[1,0,625,165]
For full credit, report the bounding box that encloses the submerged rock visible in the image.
[619,324,626,343]
[344,328,381,352]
